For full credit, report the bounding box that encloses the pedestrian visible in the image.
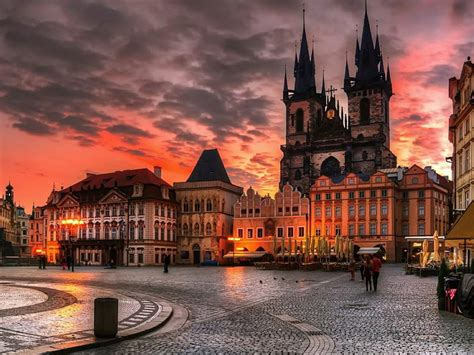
[164,253,169,273]
[359,259,365,281]
[42,255,47,269]
[38,256,42,270]
[372,254,382,291]
[364,255,373,291]
[348,258,356,281]
[66,255,71,270]
[61,257,66,270]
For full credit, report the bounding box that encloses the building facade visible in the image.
[232,185,310,256]
[43,168,178,266]
[280,4,396,195]
[311,165,450,262]
[449,57,473,212]
[15,206,30,256]
[174,149,243,264]
[29,205,46,258]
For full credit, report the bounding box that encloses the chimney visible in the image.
[154,166,162,178]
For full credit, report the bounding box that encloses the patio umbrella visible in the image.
[334,235,339,260]
[422,239,429,267]
[343,238,349,259]
[432,230,440,263]
[288,236,292,261]
[311,235,315,258]
[349,239,354,260]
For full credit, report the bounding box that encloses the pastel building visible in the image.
[232,185,310,259]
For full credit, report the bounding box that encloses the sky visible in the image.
[0,0,472,211]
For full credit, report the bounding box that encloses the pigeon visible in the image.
[296,280,299,283]
[259,280,263,284]
[282,277,285,280]
[273,277,277,280]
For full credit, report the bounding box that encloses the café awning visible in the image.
[357,247,381,255]
[447,202,474,239]
[223,251,266,259]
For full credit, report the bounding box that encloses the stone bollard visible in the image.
[94,297,118,338]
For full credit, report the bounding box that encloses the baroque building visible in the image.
[43,168,178,266]
[280,4,396,195]
[174,149,243,265]
[449,57,473,212]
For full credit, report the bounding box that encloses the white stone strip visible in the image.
[273,314,335,355]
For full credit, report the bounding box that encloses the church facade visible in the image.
[280,5,396,195]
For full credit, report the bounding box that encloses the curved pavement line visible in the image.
[16,289,175,355]
[0,285,77,317]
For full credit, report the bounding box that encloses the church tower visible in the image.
[280,9,351,195]
[343,1,396,173]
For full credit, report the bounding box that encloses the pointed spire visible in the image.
[283,65,289,101]
[321,69,326,95]
[294,5,315,94]
[379,53,385,78]
[310,35,316,88]
[356,0,379,81]
[344,50,351,90]
[355,26,360,67]
[293,41,298,77]
[387,58,392,83]
[374,21,381,62]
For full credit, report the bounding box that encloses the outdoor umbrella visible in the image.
[432,230,440,263]
[343,238,349,259]
[288,236,292,261]
[311,235,315,258]
[334,235,340,260]
[422,239,429,267]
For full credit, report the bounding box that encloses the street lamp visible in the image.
[61,219,84,272]
[227,237,241,266]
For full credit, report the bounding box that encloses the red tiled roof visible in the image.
[63,169,170,192]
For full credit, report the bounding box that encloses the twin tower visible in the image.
[280,3,397,195]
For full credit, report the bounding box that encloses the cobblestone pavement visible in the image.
[2,265,473,354]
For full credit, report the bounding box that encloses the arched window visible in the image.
[138,223,144,240]
[206,199,212,211]
[194,200,200,212]
[295,169,302,180]
[296,109,304,132]
[154,223,159,240]
[182,223,188,236]
[183,200,189,212]
[161,222,165,239]
[206,222,212,235]
[194,223,200,235]
[360,98,370,124]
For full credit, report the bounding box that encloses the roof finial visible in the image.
[365,0,368,15]
[302,1,306,29]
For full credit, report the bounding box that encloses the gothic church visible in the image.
[280,3,397,195]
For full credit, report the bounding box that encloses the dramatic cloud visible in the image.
[0,0,470,208]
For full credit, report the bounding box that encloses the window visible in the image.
[88,208,93,218]
[348,178,355,185]
[155,224,159,240]
[194,223,199,235]
[194,200,200,212]
[381,190,387,197]
[359,191,365,198]
[375,176,382,183]
[119,206,124,216]
[418,190,425,198]
[183,200,189,212]
[326,193,331,200]
[418,223,425,235]
[315,208,321,217]
[349,205,355,217]
[277,227,284,238]
[206,223,212,236]
[370,223,376,235]
[206,199,212,211]
[238,229,243,238]
[370,204,377,216]
[335,192,341,200]
[458,156,463,177]
[247,229,253,238]
[315,194,321,201]
[298,227,304,237]
[138,249,144,264]
[465,191,470,209]
[112,206,117,216]
[257,228,263,238]
[458,126,463,141]
[325,225,330,235]
[296,109,304,132]
[360,98,370,124]
[358,224,365,236]
[138,203,144,215]
[403,205,409,217]
[370,190,376,198]
[418,204,425,217]
[88,227,93,239]
[402,191,408,199]
[335,206,341,217]
[95,207,100,217]
[349,192,355,199]
[315,227,321,236]
[104,225,110,239]
[335,225,341,235]
[412,177,419,184]
[402,223,409,235]
[105,208,110,217]
[381,204,388,215]
[292,206,299,213]
[129,252,135,264]
[359,205,365,217]
[325,207,331,217]
[465,118,470,135]
[138,225,144,240]
[381,223,388,235]
[288,227,294,238]
[465,149,470,173]
[349,224,355,236]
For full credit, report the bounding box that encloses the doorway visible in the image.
[192,244,201,265]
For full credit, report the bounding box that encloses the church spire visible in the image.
[379,53,385,79]
[283,65,289,101]
[355,30,360,68]
[374,22,381,61]
[386,58,392,95]
[321,69,326,95]
[344,51,351,90]
[310,36,316,88]
[356,0,379,82]
[294,6,315,95]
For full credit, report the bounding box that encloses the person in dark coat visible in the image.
[66,255,72,270]
[164,253,170,273]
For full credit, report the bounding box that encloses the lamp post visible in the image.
[61,219,84,272]
[227,237,241,266]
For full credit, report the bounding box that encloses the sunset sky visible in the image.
[0,0,472,211]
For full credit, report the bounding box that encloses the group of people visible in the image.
[348,254,382,291]
[38,255,47,269]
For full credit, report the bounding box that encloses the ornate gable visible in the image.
[99,189,128,204]
[57,193,80,208]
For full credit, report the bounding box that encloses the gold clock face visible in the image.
[327,109,336,119]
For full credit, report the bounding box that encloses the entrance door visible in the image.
[192,244,201,265]
[110,248,117,265]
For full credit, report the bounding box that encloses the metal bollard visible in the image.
[94,297,118,338]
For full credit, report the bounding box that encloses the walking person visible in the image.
[348,258,356,281]
[372,254,382,291]
[359,259,365,281]
[364,255,373,291]
[66,255,71,270]
[163,253,170,273]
